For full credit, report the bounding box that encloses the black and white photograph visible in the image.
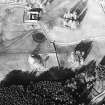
[0,0,105,105]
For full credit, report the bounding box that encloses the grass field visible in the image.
[0,0,105,80]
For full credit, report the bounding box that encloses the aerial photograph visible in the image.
[0,0,105,105]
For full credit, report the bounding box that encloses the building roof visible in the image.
[29,8,42,12]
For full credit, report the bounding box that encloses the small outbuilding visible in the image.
[23,8,42,23]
